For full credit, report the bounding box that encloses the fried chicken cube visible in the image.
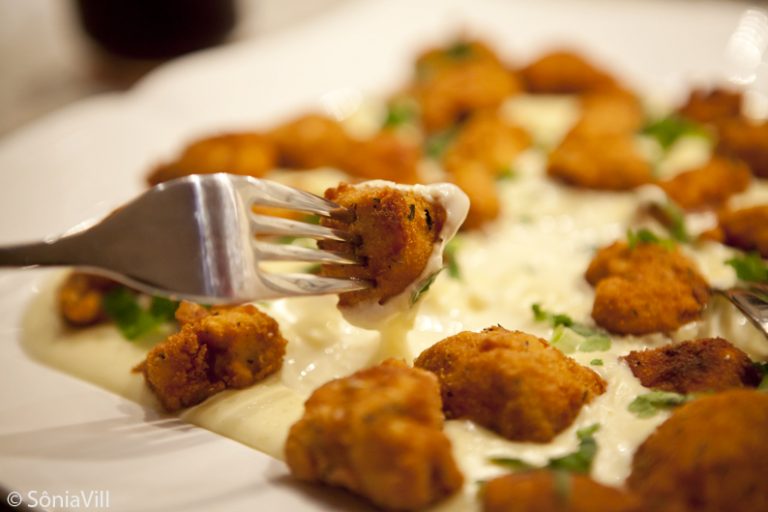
[284,359,464,511]
[519,50,620,94]
[147,132,276,185]
[677,87,743,124]
[414,40,522,133]
[658,156,751,211]
[319,183,447,308]
[716,117,768,178]
[269,113,352,169]
[718,205,768,257]
[483,471,641,512]
[586,242,710,335]
[628,389,768,512]
[58,272,119,326]
[448,160,500,230]
[622,337,761,393]
[341,131,421,183]
[548,133,653,190]
[570,91,645,137]
[139,302,287,411]
[414,327,606,443]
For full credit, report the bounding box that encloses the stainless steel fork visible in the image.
[0,174,367,303]
[715,284,768,340]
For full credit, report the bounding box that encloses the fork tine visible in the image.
[253,240,357,264]
[250,214,350,240]
[237,176,340,215]
[260,272,369,296]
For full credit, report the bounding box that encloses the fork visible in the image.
[0,173,367,303]
[714,284,768,340]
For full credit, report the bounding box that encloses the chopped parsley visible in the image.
[626,228,676,250]
[755,362,768,391]
[425,125,460,159]
[407,204,416,221]
[410,269,443,305]
[628,390,693,418]
[532,304,611,354]
[641,115,710,150]
[590,358,604,366]
[490,424,601,475]
[496,167,516,181]
[445,41,473,60]
[444,237,462,279]
[383,97,419,128]
[103,287,179,340]
[726,252,768,283]
[656,201,690,243]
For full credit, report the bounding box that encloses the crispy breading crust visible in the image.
[519,50,619,94]
[483,471,641,512]
[716,117,768,178]
[718,205,768,258]
[147,133,276,186]
[586,242,710,335]
[658,156,751,211]
[628,389,768,512]
[677,87,743,124]
[58,272,119,326]
[284,359,464,511]
[268,113,351,170]
[414,327,606,443]
[138,302,286,411]
[622,337,760,393]
[319,183,446,308]
[341,131,421,183]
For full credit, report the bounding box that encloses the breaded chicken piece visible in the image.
[284,359,464,511]
[414,327,606,443]
[269,113,352,170]
[58,272,119,326]
[483,471,641,512]
[414,41,521,133]
[716,117,768,178]
[658,156,751,211]
[570,91,645,137]
[147,133,276,185]
[622,337,760,393]
[319,183,446,308]
[341,131,421,183]
[586,242,710,335]
[628,389,768,512]
[677,87,742,124]
[718,205,768,257]
[548,133,653,190]
[519,50,620,94]
[449,160,500,229]
[139,302,286,411]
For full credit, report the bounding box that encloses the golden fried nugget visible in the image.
[718,205,768,257]
[284,359,464,511]
[678,87,742,124]
[58,272,119,326]
[519,50,619,94]
[586,242,710,335]
[147,133,276,185]
[443,109,532,177]
[319,183,446,308]
[628,389,768,512]
[483,471,641,512]
[414,327,606,443]
[269,113,352,169]
[139,303,286,411]
[548,133,653,190]
[716,117,768,178]
[658,156,751,211]
[341,131,421,183]
[448,160,501,230]
[622,337,760,393]
[416,39,504,79]
[570,91,645,137]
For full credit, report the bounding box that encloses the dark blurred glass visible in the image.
[75,0,237,59]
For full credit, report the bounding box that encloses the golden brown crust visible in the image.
[414,327,606,443]
[483,471,641,512]
[628,389,768,512]
[570,91,645,137]
[716,117,768,178]
[677,87,743,125]
[448,161,500,229]
[718,205,768,257]
[622,337,760,393]
[658,156,751,211]
[268,114,352,170]
[519,50,620,95]
[586,242,710,335]
[147,133,276,186]
[139,303,286,411]
[341,131,421,184]
[284,359,463,511]
[58,272,119,326]
[319,183,446,308]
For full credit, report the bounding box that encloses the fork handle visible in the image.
[0,233,93,268]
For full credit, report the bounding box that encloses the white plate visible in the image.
[0,0,758,510]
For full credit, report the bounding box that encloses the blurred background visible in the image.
[0,0,350,137]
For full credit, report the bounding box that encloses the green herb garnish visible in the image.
[446,41,473,59]
[487,457,537,472]
[590,359,604,366]
[627,228,676,250]
[103,287,179,340]
[410,269,443,305]
[656,201,690,243]
[726,252,768,283]
[444,237,462,279]
[641,115,710,150]
[532,304,611,353]
[496,167,516,181]
[425,125,460,159]
[383,98,419,128]
[628,391,692,418]
[531,303,574,328]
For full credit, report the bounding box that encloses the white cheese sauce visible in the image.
[20,94,768,512]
